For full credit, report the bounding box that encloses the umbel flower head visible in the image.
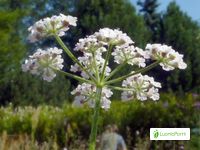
[70,53,111,79]
[112,46,149,67]
[22,47,64,82]
[71,83,113,109]
[71,37,110,79]
[28,14,77,42]
[146,44,187,71]
[121,73,161,101]
[94,28,133,46]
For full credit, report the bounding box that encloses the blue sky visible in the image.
[131,0,200,21]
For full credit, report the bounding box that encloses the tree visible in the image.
[0,0,72,105]
[0,2,26,103]
[137,0,162,42]
[162,2,200,93]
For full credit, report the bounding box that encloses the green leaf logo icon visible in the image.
[153,130,159,139]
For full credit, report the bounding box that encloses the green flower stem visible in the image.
[106,61,160,85]
[100,44,113,81]
[107,85,136,91]
[89,87,102,150]
[105,62,126,81]
[50,66,94,84]
[92,52,100,82]
[54,34,97,83]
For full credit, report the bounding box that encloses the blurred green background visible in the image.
[0,0,200,149]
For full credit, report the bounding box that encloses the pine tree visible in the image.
[0,1,26,103]
[162,2,200,93]
[137,0,162,42]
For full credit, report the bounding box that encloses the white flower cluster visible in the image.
[28,14,77,42]
[112,46,149,67]
[71,29,122,79]
[70,35,110,78]
[71,53,111,79]
[94,28,133,46]
[74,35,104,53]
[146,44,187,71]
[121,73,161,101]
[22,47,64,82]
[71,83,113,109]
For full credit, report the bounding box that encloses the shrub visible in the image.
[0,93,197,148]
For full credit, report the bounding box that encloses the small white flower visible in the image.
[121,73,161,101]
[28,14,77,42]
[71,83,113,109]
[70,63,80,72]
[146,44,187,71]
[101,97,111,110]
[22,47,64,82]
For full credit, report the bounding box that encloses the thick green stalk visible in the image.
[54,34,97,83]
[107,85,136,91]
[89,87,102,150]
[100,44,113,81]
[105,62,126,81]
[50,66,94,84]
[92,52,100,82]
[106,61,160,85]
